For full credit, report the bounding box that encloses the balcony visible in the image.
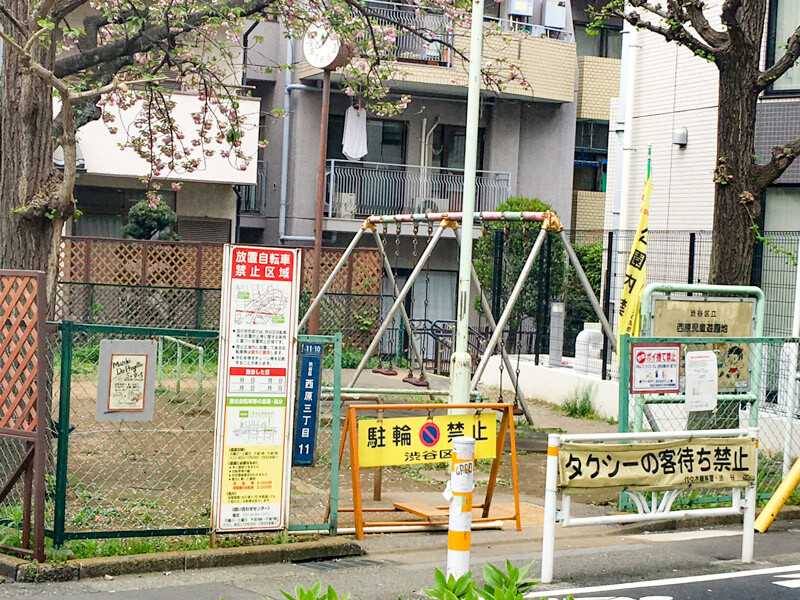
[297,2,576,103]
[325,159,511,221]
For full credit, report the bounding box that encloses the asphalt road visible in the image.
[2,521,800,599]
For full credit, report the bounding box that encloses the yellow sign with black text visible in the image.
[357,414,496,467]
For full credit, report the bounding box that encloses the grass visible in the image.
[558,386,617,424]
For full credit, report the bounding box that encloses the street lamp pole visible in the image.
[450,0,485,407]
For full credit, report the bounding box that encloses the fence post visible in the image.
[329,333,343,536]
[196,288,204,330]
[618,334,630,434]
[687,232,696,287]
[491,229,504,321]
[601,231,614,380]
[53,321,74,548]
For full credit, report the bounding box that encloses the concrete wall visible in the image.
[516,101,577,221]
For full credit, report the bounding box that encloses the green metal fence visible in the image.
[49,322,342,545]
[618,334,800,506]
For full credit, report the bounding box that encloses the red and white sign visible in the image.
[630,343,681,394]
[211,245,301,532]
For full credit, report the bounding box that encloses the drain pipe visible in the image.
[279,39,323,244]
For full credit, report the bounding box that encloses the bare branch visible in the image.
[758,25,800,89]
[684,2,728,48]
[52,0,91,21]
[624,7,716,58]
[0,4,29,36]
[754,136,800,189]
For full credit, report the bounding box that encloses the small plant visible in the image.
[561,385,595,419]
[478,560,536,599]
[424,568,478,600]
[277,581,350,600]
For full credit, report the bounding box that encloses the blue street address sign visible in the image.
[293,343,323,466]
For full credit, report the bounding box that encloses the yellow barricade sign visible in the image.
[357,414,496,467]
[558,436,756,494]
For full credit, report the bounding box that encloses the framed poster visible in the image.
[96,340,157,422]
[211,245,301,533]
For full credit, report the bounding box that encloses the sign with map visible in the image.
[212,245,301,532]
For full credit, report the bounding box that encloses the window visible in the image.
[327,115,406,164]
[574,23,622,58]
[767,0,800,93]
[574,121,608,192]
[430,125,486,170]
[73,187,177,238]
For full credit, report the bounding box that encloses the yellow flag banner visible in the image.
[616,175,651,359]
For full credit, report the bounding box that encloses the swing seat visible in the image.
[402,374,430,387]
[372,367,399,376]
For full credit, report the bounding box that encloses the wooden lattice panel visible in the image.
[90,240,143,286]
[147,243,198,287]
[58,239,87,283]
[200,246,224,288]
[0,274,40,432]
[350,250,382,295]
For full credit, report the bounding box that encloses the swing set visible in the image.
[298,210,615,419]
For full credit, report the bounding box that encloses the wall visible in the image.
[73,92,261,186]
[571,190,605,231]
[516,101,577,221]
[576,56,620,121]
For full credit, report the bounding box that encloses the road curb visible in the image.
[616,504,800,535]
[5,537,364,582]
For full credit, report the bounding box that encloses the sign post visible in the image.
[212,245,301,532]
[446,436,475,578]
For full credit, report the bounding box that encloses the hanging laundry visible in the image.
[342,105,368,161]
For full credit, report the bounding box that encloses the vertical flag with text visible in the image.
[617,150,651,359]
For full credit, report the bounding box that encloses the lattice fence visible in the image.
[0,270,47,561]
[57,238,383,346]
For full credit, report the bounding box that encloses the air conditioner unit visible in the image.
[334,192,357,219]
[542,0,567,29]
[418,198,448,213]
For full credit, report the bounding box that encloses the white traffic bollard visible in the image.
[540,433,560,584]
[446,436,475,578]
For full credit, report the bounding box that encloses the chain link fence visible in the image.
[49,323,342,544]
[619,335,800,505]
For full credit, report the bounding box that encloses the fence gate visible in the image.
[0,270,48,561]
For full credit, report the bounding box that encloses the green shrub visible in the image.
[561,386,595,419]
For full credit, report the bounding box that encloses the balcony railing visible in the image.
[326,159,512,218]
[364,0,455,66]
[238,160,267,214]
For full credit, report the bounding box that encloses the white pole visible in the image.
[450,0,485,405]
[541,433,560,584]
[742,427,759,563]
[446,436,475,578]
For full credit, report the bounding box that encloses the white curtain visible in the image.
[774,1,800,91]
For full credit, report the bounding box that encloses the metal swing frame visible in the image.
[298,210,615,415]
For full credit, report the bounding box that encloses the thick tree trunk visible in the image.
[0,3,61,303]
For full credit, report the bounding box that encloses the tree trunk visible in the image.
[695,49,763,430]
[0,3,61,304]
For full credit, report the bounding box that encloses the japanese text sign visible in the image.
[357,414,496,467]
[630,343,681,394]
[212,245,301,533]
[293,343,323,466]
[558,437,757,494]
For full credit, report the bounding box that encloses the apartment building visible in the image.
[241,0,580,324]
[602,0,800,331]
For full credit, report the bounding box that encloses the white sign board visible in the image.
[96,340,156,422]
[685,350,719,411]
[630,344,681,394]
[211,245,301,532]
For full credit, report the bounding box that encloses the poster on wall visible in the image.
[211,245,301,532]
[96,340,157,422]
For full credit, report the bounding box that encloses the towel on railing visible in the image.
[342,106,368,160]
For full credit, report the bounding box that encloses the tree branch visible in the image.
[624,7,716,58]
[754,136,800,189]
[758,25,800,89]
[683,2,728,48]
[53,0,275,78]
[0,4,29,36]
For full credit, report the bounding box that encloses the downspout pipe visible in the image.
[279,39,322,243]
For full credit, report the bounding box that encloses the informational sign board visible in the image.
[293,343,323,466]
[357,414,496,467]
[96,340,156,422]
[652,298,754,391]
[630,343,681,394]
[558,436,757,493]
[212,245,301,533]
[685,351,719,411]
